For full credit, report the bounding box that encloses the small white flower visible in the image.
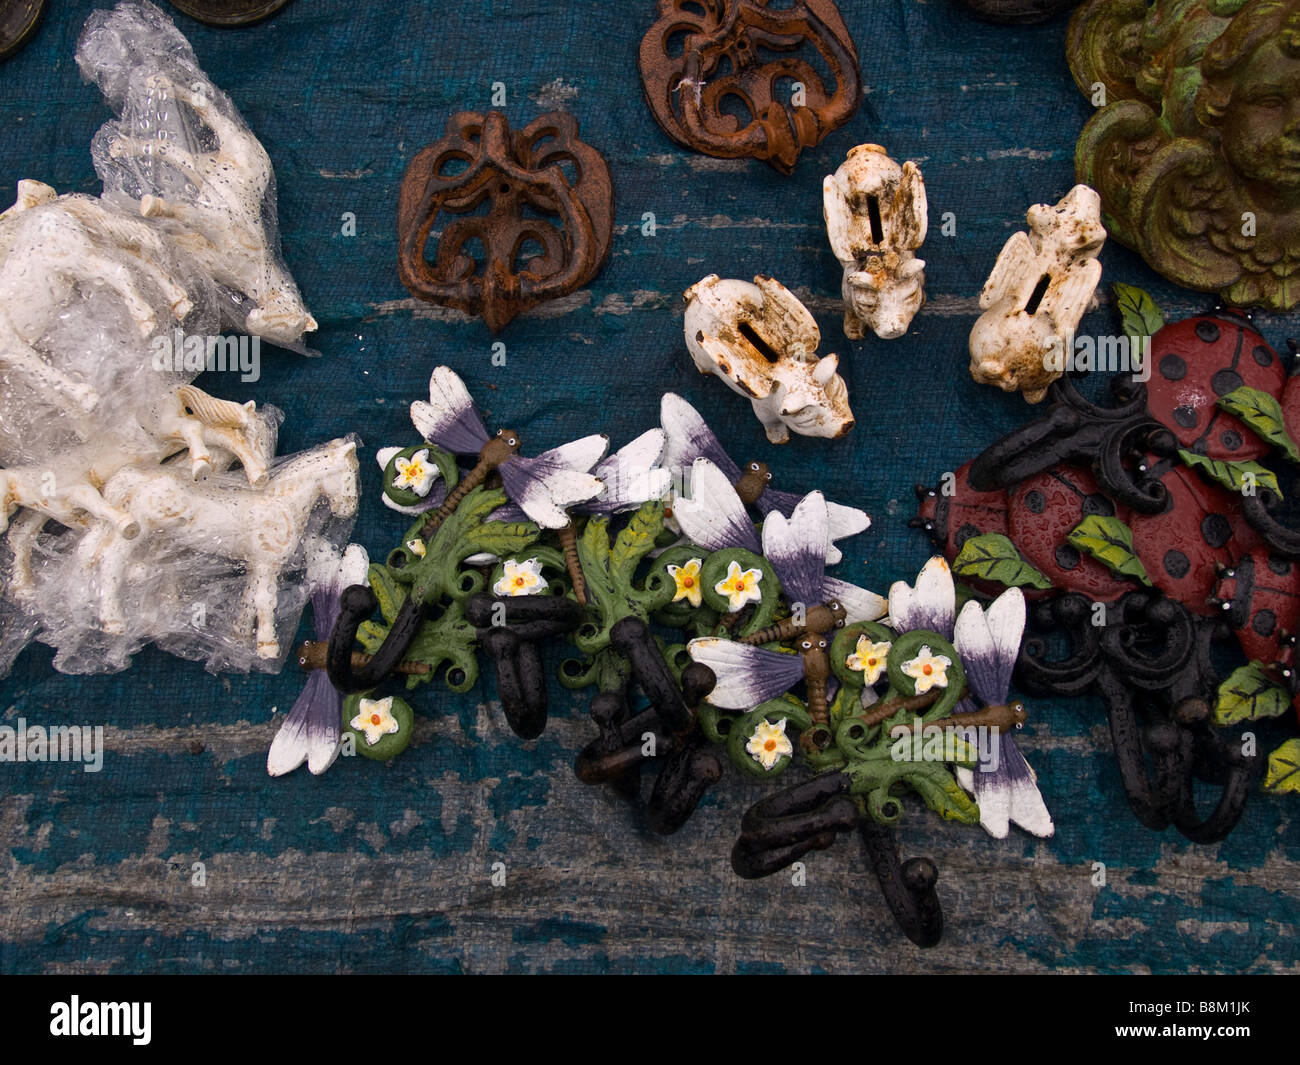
[846,636,890,684]
[350,696,400,747]
[392,449,437,497]
[900,645,952,694]
[714,559,763,613]
[494,557,547,597]
[745,718,794,770]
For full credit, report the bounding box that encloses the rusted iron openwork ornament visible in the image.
[397,111,614,333]
[638,0,862,174]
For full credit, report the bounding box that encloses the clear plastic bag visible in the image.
[0,3,357,677]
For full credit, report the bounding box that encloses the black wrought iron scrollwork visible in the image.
[968,376,1172,514]
[1018,589,1257,842]
[731,770,946,947]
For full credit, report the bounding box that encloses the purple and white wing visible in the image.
[888,556,956,638]
[660,392,741,483]
[534,433,609,473]
[584,429,673,515]
[956,739,1055,840]
[953,589,1024,704]
[267,671,343,777]
[821,576,888,623]
[688,637,806,710]
[410,366,490,455]
[758,488,869,564]
[268,544,369,777]
[760,491,829,606]
[499,453,604,529]
[672,458,762,554]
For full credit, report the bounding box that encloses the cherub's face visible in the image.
[1220,37,1300,193]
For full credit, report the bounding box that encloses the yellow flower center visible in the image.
[764,739,777,752]
[370,714,381,726]
[923,663,933,675]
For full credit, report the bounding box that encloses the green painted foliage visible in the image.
[952,533,1052,589]
[1214,662,1292,725]
[1179,450,1281,499]
[1217,386,1300,463]
[1067,515,1152,585]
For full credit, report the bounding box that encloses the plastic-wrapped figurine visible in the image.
[0,3,358,677]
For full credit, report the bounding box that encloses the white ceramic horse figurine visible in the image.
[1,384,278,601]
[0,179,194,412]
[79,437,358,657]
[139,383,276,485]
[111,75,317,346]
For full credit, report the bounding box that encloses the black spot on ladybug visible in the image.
[1253,344,1274,367]
[1163,549,1190,578]
[1220,429,1243,451]
[1211,369,1243,396]
[955,523,980,548]
[1082,493,1115,517]
[1173,405,1198,428]
[1201,513,1232,548]
[1159,354,1187,381]
[1055,543,1080,570]
[1253,609,1277,637]
[1195,320,1221,343]
[1024,490,1045,514]
[1269,555,1293,576]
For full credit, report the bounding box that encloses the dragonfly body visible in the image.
[732,460,772,505]
[741,601,845,646]
[418,429,521,539]
[800,631,832,731]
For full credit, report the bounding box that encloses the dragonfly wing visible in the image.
[586,428,671,515]
[535,433,609,473]
[827,499,871,541]
[888,556,955,638]
[688,637,806,710]
[410,366,489,455]
[500,454,603,529]
[761,491,828,606]
[267,670,341,777]
[953,588,1024,703]
[821,576,888,623]
[672,458,761,553]
[958,737,1054,839]
[756,486,800,518]
[759,489,869,563]
[660,392,741,482]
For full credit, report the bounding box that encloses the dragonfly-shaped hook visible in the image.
[951,588,1055,839]
[490,427,674,602]
[410,365,607,599]
[661,393,868,563]
[687,632,836,753]
[684,490,885,750]
[746,490,887,644]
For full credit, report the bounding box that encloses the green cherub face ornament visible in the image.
[1071,0,1300,309]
